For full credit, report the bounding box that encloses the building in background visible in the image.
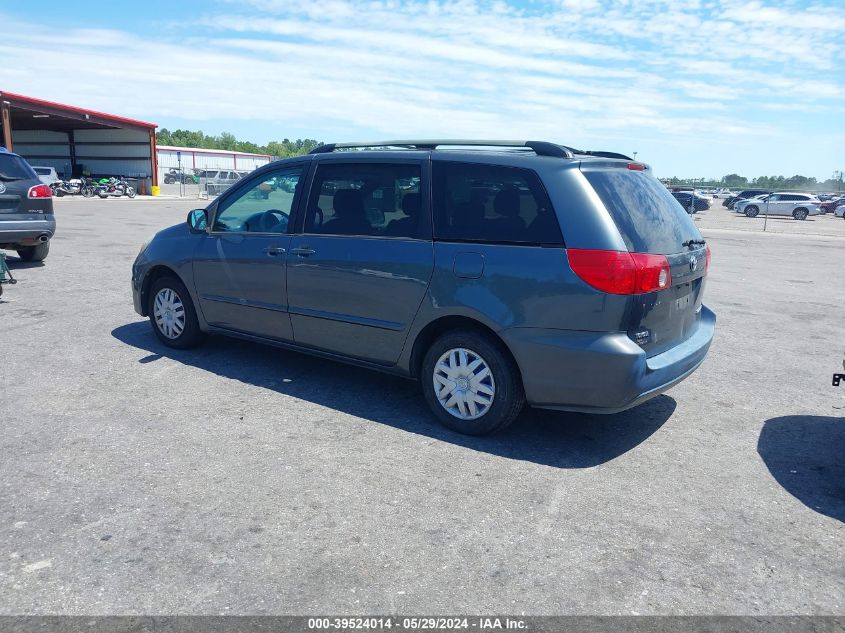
[1,90,158,191]
[156,145,272,182]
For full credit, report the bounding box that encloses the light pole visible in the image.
[633,151,638,161]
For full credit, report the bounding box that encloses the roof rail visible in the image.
[309,140,575,159]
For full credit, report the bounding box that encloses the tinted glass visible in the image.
[0,155,37,181]
[584,168,700,254]
[305,162,424,238]
[432,161,562,244]
[213,165,304,234]
[33,167,51,175]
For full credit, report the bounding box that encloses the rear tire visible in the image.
[148,275,204,349]
[421,329,524,435]
[17,241,50,262]
[745,206,759,218]
[793,208,808,220]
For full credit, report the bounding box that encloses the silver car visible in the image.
[735,193,821,220]
[198,170,249,196]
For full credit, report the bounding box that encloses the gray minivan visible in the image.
[132,140,714,435]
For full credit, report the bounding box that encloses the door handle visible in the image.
[291,247,316,257]
[263,246,286,256]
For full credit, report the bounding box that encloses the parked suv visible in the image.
[723,189,771,208]
[0,148,55,261]
[32,166,60,186]
[199,170,250,196]
[735,192,821,219]
[671,191,710,213]
[132,140,714,435]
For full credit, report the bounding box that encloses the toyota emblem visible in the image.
[689,255,698,272]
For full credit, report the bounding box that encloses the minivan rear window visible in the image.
[433,161,562,245]
[583,168,701,255]
[0,155,37,181]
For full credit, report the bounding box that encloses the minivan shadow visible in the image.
[758,415,844,523]
[112,321,676,469]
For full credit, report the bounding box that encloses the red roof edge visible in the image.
[0,90,157,129]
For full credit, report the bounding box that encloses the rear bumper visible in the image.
[0,217,56,247]
[502,306,716,413]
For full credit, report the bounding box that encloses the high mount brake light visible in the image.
[567,249,672,295]
[627,163,646,171]
[28,184,52,199]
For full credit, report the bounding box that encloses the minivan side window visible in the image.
[212,165,305,234]
[304,162,424,238]
[432,161,562,245]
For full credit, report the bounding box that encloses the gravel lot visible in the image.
[0,197,842,615]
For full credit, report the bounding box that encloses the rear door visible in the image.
[581,165,708,357]
[286,159,433,365]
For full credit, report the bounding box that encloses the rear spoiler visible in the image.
[567,148,633,160]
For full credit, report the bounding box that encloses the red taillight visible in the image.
[632,252,672,293]
[705,245,711,272]
[627,162,646,171]
[28,184,52,199]
[567,249,672,295]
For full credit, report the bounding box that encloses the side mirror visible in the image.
[187,209,208,233]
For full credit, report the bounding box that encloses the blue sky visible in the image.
[1,0,843,180]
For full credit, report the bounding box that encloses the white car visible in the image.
[31,166,60,186]
[834,204,845,218]
[735,193,821,220]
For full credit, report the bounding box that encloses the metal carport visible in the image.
[0,90,158,190]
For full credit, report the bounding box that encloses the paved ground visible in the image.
[0,198,842,615]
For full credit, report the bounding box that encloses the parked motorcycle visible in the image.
[51,177,95,197]
[95,177,136,199]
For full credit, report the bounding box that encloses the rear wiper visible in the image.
[682,239,706,248]
[0,175,24,181]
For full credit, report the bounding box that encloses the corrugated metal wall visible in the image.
[12,130,72,176]
[74,128,151,178]
[12,127,153,179]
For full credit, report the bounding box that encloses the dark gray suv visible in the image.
[0,148,55,261]
[132,140,715,435]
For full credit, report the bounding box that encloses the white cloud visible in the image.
[0,0,842,176]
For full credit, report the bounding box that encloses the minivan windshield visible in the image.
[0,155,37,181]
[583,168,702,254]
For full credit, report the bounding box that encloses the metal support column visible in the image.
[1,100,13,151]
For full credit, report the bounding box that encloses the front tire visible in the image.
[421,330,524,435]
[17,241,50,262]
[126,187,136,198]
[745,206,759,218]
[793,208,808,220]
[148,275,204,349]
